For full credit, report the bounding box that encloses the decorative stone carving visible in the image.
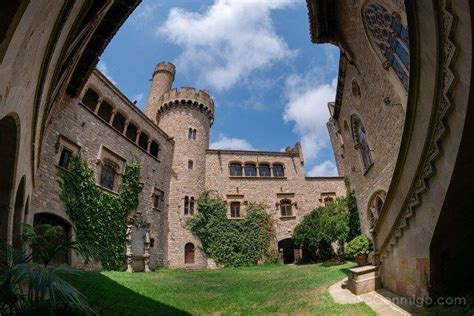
[380,0,458,258]
[125,211,151,272]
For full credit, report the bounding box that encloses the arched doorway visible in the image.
[33,213,71,265]
[12,176,26,248]
[0,115,19,242]
[184,242,195,264]
[278,238,295,264]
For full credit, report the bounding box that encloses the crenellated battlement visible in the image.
[158,86,215,124]
[153,61,176,77]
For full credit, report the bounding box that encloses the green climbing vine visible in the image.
[59,157,140,270]
[188,191,278,267]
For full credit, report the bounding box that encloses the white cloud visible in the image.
[283,75,337,164]
[97,60,117,85]
[210,135,255,151]
[158,0,297,91]
[307,160,338,177]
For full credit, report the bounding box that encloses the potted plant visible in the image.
[346,235,372,266]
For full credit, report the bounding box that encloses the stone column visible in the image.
[123,120,129,135]
[109,109,117,124]
[135,130,142,144]
[94,98,103,114]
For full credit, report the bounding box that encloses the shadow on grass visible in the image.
[68,272,189,315]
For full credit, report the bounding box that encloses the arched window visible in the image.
[138,132,149,150]
[112,111,126,132]
[82,88,99,111]
[229,163,242,176]
[280,199,293,217]
[126,123,138,142]
[184,243,195,264]
[244,163,257,177]
[368,191,386,230]
[259,164,271,177]
[364,2,409,90]
[273,164,285,177]
[97,101,113,122]
[150,141,160,158]
[351,115,373,171]
[100,160,119,190]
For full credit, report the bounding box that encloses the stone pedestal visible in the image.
[347,265,381,295]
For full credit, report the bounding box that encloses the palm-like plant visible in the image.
[0,224,99,314]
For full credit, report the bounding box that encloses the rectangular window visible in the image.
[188,160,193,170]
[153,190,165,211]
[184,196,194,215]
[58,148,72,169]
[230,202,240,218]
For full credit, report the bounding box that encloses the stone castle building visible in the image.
[1,0,472,304]
[29,61,346,269]
[310,0,473,299]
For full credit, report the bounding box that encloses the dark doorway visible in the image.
[278,238,295,264]
[184,242,195,264]
[0,115,19,242]
[33,213,71,265]
[12,176,25,248]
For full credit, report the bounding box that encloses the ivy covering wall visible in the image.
[188,192,278,267]
[60,158,140,270]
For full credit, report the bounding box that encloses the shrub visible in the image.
[293,197,350,262]
[346,235,372,257]
[188,192,277,267]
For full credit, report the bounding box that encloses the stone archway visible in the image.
[12,176,26,248]
[184,243,195,264]
[278,238,295,264]
[0,115,19,242]
[33,213,71,265]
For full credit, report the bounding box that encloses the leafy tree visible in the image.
[346,191,361,242]
[293,198,350,262]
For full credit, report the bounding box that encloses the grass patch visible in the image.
[70,262,375,315]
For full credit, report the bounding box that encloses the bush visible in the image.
[293,198,350,262]
[346,235,372,257]
[188,192,277,267]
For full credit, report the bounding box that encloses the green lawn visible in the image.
[71,261,375,315]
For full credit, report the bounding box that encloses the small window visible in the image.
[188,128,193,139]
[100,160,118,190]
[244,164,257,177]
[150,141,160,158]
[150,238,155,248]
[153,190,165,211]
[58,148,73,169]
[192,129,197,140]
[82,88,99,111]
[230,202,241,218]
[259,164,271,177]
[188,160,193,170]
[229,163,242,176]
[97,101,113,122]
[280,199,292,217]
[273,164,284,177]
[184,196,195,215]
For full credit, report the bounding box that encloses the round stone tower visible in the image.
[144,61,176,122]
[146,61,214,268]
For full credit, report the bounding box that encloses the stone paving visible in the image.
[329,278,411,315]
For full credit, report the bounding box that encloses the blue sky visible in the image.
[98,0,340,176]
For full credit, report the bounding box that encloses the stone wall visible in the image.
[205,150,346,243]
[30,70,174,269]
[327,0,407,236]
